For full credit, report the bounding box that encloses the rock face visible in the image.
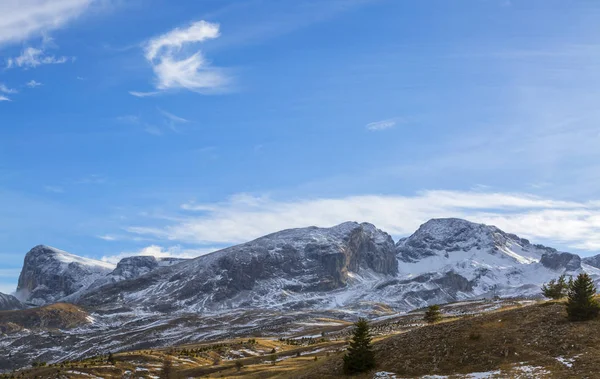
[397,218,549,264]
[391,218,591,306]
[540,252,581,271]
[16,245,115,306]
[78,222,397,311]
[582,254,600,269]
[0,292,23,311]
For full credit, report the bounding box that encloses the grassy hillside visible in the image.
[293,301,600,378]
[6,299,600,378]
[0,303,90,333]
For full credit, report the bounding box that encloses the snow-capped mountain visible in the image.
[12,219,598,313]
[15,245,116,306]
[77,222,398,312]
[387,218,596,307]
[0,292,23,311]
[582,253,600,269]
[5,218,600,372]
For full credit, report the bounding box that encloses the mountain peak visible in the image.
[16,246,115,305]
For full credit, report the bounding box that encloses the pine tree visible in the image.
[160,358,172,379]
[566,273,600,321]
[343,318,376,374]
[542,275,569,300]
[423,305,442,324]
[107,352,115,365]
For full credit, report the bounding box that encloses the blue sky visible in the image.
[1,0,600,293]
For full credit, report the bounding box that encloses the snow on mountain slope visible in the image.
[0,292,23,311]
[77,222,398,312]
[15,245,115,306]
[387,218,596,307]
[15,219,598,315]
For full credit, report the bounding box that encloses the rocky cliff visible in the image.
[0,292,23,311]
[16,245,115,305]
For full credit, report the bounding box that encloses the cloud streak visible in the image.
[7,47,70,69]
[126,190,600,252]
[101,244,217,264]
[366,118,397,131]
[0,0,93,46]
[139,20,230,94]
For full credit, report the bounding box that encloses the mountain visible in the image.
[582,253,600,269]
[77,222,398,312]
[5,218,600,372]
[15,245,116,306]
[0,292,23,311]
[388,218,594,306]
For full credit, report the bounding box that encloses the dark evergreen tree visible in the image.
[542,275,569,300]
[160,358,172,379]
[423,305,442,324]
[343,318,376,374]
[107,352,115,365]
[566,273,600,321]
[235,360,244,371]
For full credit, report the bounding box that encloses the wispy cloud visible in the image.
[0,0,94,46]
[100,244,216,264]
[129,90,159,98]
[137,20,230,94]
[0,83,17,94]
[158,108,189,123]
[7,47,71,69]
[126,190,600,251]
[117,114,163,136]
[366,118,397,131]
[0,96,11,102]
[44,185,64,193]
[26,80,42,88]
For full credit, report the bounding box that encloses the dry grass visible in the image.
[0,303,90,333]
[10,300,600,378]
[292,301,600,378]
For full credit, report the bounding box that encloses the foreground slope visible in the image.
[295,301,600,378]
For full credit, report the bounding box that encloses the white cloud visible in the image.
[100,244,216,264]
[129,90,159,97]
[127,190,600,251]
[366,118,397,131]
[0,0,93,46]
[0,96,11,102]
[7,47,70,69]
[139,20,230,93]
[0,83,17,94]
[26,80,43,88]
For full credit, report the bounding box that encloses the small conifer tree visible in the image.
[423,305,442,324]
[542,275,569,300]
[343,318,376,374]
[107,352,115,365]
[566,273,600,321]
[235,360,244,371]
[160,358,172,379]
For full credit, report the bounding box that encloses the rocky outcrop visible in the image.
[78,222,398,311]
[396,218,553,263]
[0,292,23,311]
[16,245,115,306]
[540,252,581,271]
[582,254,600,269]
